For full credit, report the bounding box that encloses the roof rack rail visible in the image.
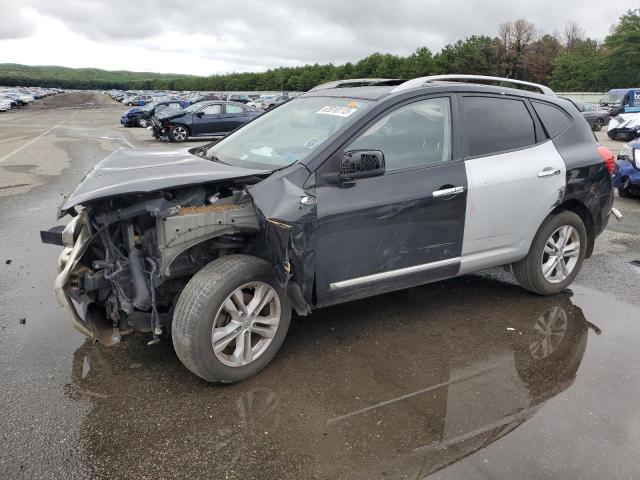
[308,78,405,92]
[390,75,556,96]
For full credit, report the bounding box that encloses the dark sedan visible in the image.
[150,101,263,142]
[562,97,610,131]
[120,100,190,128]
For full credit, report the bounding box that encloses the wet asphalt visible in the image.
[1,93,639,480]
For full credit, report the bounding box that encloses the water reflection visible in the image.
[67,276,594,479]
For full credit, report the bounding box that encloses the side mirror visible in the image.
[196,111,204,117]
[339,150,385,181]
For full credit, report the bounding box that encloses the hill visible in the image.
[0,63,198,90]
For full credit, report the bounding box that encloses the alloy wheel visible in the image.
[529,306,568,359]
[541,225,580,283]
[211,282,281,367]
[172,126,187,141]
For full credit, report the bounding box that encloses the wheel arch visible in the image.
[551,199,596,258]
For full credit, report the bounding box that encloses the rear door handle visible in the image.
[432,186,465,197]
[537,168,561,178]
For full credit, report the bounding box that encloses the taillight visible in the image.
[596,145,616,174]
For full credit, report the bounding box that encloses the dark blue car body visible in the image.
[120,100,190,127]
[150,101,263,142]
[613,139,640,197]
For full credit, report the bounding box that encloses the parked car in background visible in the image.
[260,95,288,109]
[599,88,640,113]
[0,98,11,112]
[120,100,190,127]
[225,94,251,104]
[124,95,152,107]
[43,75,618,383]
[614,141,640,197]
[150,101,262,142]
[190,94,220,103]
[246,98,263,109]
[562,98,610,131]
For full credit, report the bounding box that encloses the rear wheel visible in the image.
[172,255,292,383]
[169,125,189,142]
[592,118,604,131]
[512,211,587,295]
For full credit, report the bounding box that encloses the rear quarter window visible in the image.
[462,96,537,157]
[532,101,572,138]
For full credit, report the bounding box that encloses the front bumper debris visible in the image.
[53,212,95,340]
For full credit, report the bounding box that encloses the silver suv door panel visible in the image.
[459,140,566,274]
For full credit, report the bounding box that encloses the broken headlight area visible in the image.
[54,181,263,346]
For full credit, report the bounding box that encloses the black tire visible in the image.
[592,118,604,131]
[127,102,133,106]
[512,211,587,295]
[618,179,632,197]
[172,255,292,383]
[138,117,149,128]
[169,125,189,142]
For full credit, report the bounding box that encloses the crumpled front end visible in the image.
[48,182,264,346]
[53,212,97,340]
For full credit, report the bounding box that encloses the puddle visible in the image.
[45,277,639,480]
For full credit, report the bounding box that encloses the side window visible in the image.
[226,104,244,114]
[532,101,572,138]
[346,97,452,172]
[155,104,168,113]
[463,96,536,157]
[202,104,221,115]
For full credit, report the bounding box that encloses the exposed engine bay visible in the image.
[56,180,268,346]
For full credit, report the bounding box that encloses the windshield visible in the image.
[141,103,155,112]
[204,96,371,169]
[601,92,624,104]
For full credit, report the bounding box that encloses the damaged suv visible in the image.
[43,75,619,383]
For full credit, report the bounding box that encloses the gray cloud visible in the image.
[1,0,637,72]
[0,7,37,40]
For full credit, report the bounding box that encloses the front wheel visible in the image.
[172,255,292,383]
[618,178,633,197]
[512,211,587,295]
[169,125,189,142]
[138,117,149,127]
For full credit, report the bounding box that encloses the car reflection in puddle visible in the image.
[66,276,596,480]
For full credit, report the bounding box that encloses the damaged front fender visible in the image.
[248,164,317,315]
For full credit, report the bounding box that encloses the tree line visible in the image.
[1,9,638,92]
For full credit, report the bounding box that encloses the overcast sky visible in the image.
[0,0,637,76]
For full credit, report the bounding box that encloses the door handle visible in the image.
[432,186,465,197]
[537,168,561,178]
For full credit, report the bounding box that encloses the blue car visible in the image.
[613,140,640,197]
[120,100,190,128]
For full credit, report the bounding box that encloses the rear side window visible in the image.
[532,101,572,138]
[225,104,244,114]
[463,96,536,157]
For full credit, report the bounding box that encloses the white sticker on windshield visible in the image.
[316,106,358,117]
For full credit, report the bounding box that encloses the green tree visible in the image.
[601,9,640,88]
[550,39,604,91]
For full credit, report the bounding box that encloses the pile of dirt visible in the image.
[28,92,120,110]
